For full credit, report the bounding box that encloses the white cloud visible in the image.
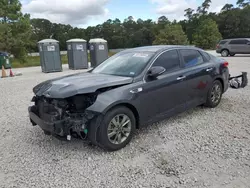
[209,0,236,13]
[22,0,110,26]
[150,0,236,20]
[150,0,197,20]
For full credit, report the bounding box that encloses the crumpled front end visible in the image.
[28,94,98,140]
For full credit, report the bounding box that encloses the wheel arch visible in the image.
[104,103,140,129]
[214,77,224,91]
[221,48,230,54]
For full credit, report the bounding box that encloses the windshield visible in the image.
[92,52,154,77]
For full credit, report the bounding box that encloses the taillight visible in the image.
[216,44,219,49]
[222,61,229,67]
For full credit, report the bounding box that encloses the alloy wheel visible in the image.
[107,114,132,145]
[211,83,221,104]
[221,50,228,57]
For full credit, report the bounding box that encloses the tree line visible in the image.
[0,0,250,62]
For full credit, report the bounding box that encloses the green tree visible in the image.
[184,8,195,20]
[30,19,53,41]
[193,18,221,49]
[238,5,250,37]
[51,23,73,50]
[154,16,171,35]
[197,0,212,15]
[153,24,189,45]
[0,0,32,62]
[217,7,241,39]
[221,4,234,11]
[237,0,250,7]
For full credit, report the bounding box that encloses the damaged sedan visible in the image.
[28,45,248,151]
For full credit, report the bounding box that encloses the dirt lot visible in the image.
[0,53,250,188]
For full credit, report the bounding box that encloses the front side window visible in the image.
[179,49,204,67]
[92,52,154,77]
[153,50,180,71]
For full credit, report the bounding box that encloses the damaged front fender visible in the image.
[86,86,136,114]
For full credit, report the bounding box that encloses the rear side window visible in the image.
[219,40,228,44]
[153,50,180,71]
[179,49,204,67]
[229,39,248,45]
[200,51,211,61]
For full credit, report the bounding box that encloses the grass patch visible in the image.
[11,51,117,68]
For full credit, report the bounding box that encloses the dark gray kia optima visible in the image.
[28,45,230,151]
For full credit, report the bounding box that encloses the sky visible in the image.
[20,0,237,28]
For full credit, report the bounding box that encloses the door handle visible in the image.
[177,76,186,80]
[206,68,213,72]
[130,87,143,93]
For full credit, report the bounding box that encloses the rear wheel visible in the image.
[221,49,229,57]
[88,106,136,151]
[205,80,223,108]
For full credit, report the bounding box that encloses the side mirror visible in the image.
[147,66,166,78]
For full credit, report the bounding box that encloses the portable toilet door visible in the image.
[38,39,62,73]
[66,38,88,69]
[89,38,108,67]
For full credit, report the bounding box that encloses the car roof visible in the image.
[121,45,202,53]
[222,38,250,41]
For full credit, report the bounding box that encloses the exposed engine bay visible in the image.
[29,86,119,140]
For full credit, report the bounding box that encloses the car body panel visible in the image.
[33,72,133,98]
[216,38,250,54]
[86,47,229,126]
[133,69,189,125]
[178,63,213,107]
[29,45,230,138]
[230,43,249,54]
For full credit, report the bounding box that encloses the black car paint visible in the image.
[33,72,133,98]
[87,47,229,127]
[29,45,229,137]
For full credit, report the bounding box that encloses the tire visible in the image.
[221,49,229,57]
[205,80,223,108]
[89,106,136,151]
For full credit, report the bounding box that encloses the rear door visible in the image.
[178,49,214,108]
[229,39,249,53]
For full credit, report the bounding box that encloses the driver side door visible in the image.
[135,50,189,125]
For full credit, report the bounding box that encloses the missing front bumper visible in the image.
[29,106,71,136]
[28,106,91,140]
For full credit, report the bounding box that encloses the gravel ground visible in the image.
[0,53,250,188]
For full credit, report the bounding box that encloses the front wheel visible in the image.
[205,80,223,108]
[89,106,136,151]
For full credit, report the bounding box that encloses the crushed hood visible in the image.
[33,72,133,98]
